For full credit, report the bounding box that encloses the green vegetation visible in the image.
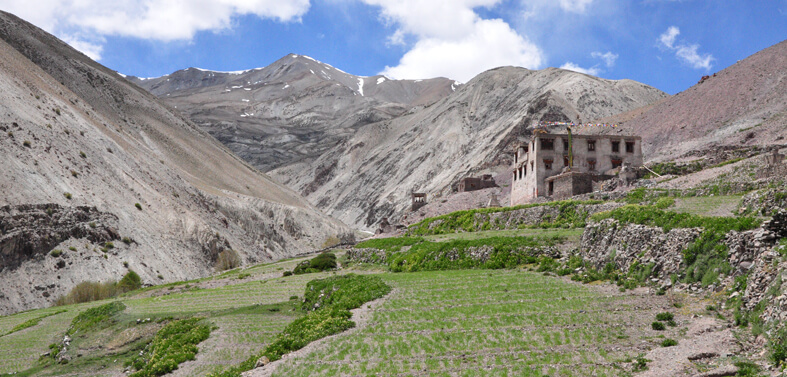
[734,360,763,377]
[644,161,703,178]
[422,227,583,242]
[63,192,72,200]
[592,204,760,286]
[651,321,665,331]
[127,318,211,377]
[67,302,126,336]
[22,140,30,147]
[272,270,660,376]
[117,270,142,292]
[407,199,602,236]
[79,151,86,158]
[55,271,145,306]
[292,252,337,275]
[655,312,674,321]
[135,203,142,210]
[769,326,787,367]
[209,274,390,377]
[49,249,62,257]
[2,311,66,337]
[660,338,678,347]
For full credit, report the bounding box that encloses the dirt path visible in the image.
[241,289,395,377]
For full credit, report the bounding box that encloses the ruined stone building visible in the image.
[457,175,498,192]
[511,133,643,205]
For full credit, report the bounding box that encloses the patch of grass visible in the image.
[22,140,31,147]
[651,321,665,331]
[55,271,142,306]
[135,203,142,210]
[67,302,126,336]
[2,310,66,337]
[354,237,424,252]
[49,249,62,257]
[127,318,211,377]
[79,151,86,158]
[734,360,762,376]
[63,192,72,200]
[661,338,678,347]
[122,237,132,245]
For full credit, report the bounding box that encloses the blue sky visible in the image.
[1,0,785,94]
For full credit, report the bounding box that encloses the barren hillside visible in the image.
[269,66,667,229]
[0,11,346,315]
[595,39,787,160]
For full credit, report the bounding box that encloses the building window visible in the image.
[563,138,569,151]
[513,171,517,182]
[523,165,527,177]
[626,141,635,153]
[611,141,620,153]
[588,159,596,171]
[563,155,569,167]
[541,138,554,150]
[611,158,622,168]
[544,159,553,170]
[531,161,534,170]
[587,140,596,151]
[519,166,523,180]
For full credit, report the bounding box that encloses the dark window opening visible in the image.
[548,181,554,196]
[588,159,596,171]
[531,161,534,170]
[541,138,554,150]
[611,158,623,168]
[563,138,569,151]
[563,155,569,167]
[611,141,620,153]
[587,140,596,151]
[544,159,553,170]
[523,165,527,177]
[519,166,523,180]
[513,171,517,182]
[626,141,635,153]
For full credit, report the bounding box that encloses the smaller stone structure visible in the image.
[544,171,594,200]
[486,194,501,208]
[755,148,787,179]
[411,192,427,211]
[618,162,639,186]
[457,175,498,192]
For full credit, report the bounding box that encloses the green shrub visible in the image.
[769,326,787,367]
[734,361,762,376]
[651,321,665,331]
[293,252,337,275]
[128,318,211,377]
[282,271,293,277]
[68,246,77,251]
[117,270,142,293]
[655,312,674,321]
[104,242,115,249]
[55,281,119,306]
[79,151,86,158]
[135,203,142,210]
[633,354,650,371]
[50,249,63,257]
[122,237,132,244]
[23,140,31,147]
[354,237,424,252]
[215,249,241,271]
[661,338,678,347]
[63,192,72,200]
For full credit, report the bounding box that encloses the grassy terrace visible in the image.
[0,255,345,377]
[273,269,672,377]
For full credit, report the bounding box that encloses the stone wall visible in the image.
[578,219,702,278]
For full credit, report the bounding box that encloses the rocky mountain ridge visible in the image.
[0,11,345,315]
[130,55,458,171]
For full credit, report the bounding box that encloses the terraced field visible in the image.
[0,255,349,376]
[271,269,675,377]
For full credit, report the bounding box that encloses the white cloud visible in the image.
[658,26,713,70]
[60,34,105,61]
[361,0,543,82]
[659,26,679,48]
[559,62,600,76]
[0,0,310,59]
[591,51,618,67]
[558,0,595,13]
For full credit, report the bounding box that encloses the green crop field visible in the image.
[272,269,673,377]
[672,195,743,217]
[422,228,583,242]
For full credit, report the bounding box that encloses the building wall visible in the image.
[510,133,643,206]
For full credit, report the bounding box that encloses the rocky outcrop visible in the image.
[0,204,119,271]
[579,219,702,277]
